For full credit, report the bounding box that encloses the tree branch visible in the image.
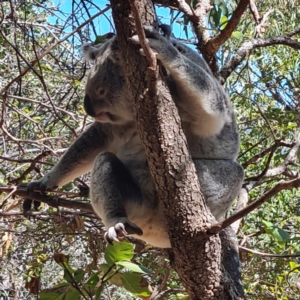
[205,0,250,57]
[265,139,300,178]
[242,140,294,169]
[0,7,110,96]
[249,0,273,37]
[109,1,238,298]
[249,0,260,24]
[245,139,299,183]
[0,185,94,213]
[209,176,300,234]
[152,0,178,9]
[240,246,300,258]
[220,29,300,83]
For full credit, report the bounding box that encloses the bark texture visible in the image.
[109,1,243,299]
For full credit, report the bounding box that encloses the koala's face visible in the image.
[83,38,134,125]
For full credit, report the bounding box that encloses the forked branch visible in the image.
[209,176,300,234]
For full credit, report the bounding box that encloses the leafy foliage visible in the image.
[38,241,151,299]
[0,0,300,299]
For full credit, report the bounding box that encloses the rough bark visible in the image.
[109,0,243,299]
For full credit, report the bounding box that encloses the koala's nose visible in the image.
[84,94,95,117]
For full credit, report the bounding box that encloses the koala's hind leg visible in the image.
[90,152,143,243]
[194,159,244,221]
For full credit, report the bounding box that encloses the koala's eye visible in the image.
[98,88,106,96]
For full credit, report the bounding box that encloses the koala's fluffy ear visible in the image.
[82,43,103,61]
[81,33,116,61]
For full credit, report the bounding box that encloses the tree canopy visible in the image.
[0,0,300,299]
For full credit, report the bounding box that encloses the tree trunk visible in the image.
[109,0,244,299]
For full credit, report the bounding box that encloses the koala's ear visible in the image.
[159,24,172,39]
[81,43,102,61]
[81,33,116,61]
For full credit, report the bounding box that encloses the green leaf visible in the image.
[40,283,78,300]
[210,8,220,27]
[94,33,114,44]
[100,263,111,273]
[104,241,134,265]
[85,273,100,289]
[108,273,122,286]
[121,272,151,297]
[272,227,290,242]
[64,287,81,300]
[262,220,290,242]
[95,285,104,300]
[176,293,190,300]
[73,268,84,282]
[99,263,121,285]
[287,122,297,129]
[289,261,299,271]
[231,31,243,39]
[262,220,274,229]
[220,15,228,29]
[39,292,65,300]
[63,270,73,284]
[116,261,152,274]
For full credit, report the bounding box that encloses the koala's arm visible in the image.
[25,122,112,193]
[134,28,232,137]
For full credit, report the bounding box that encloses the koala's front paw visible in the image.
[18,181,54,213]
[130,26,177,63]
[130,26,163,45]
[18,178,58,195]
[104,220,143,244]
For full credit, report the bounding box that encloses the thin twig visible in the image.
[0,185,94,212]
[0,6,111,96]
[220,28,300,83]
[209,176,300,234]
[240,246,300,258]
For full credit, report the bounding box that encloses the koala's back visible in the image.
[88,35,239,162]
[184,116,239,160]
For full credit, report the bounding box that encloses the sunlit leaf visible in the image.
[116,261,152,274]
[262,220,290,242]
[231,31,243,38]
[121,272,152,297]
[104,241,134,265]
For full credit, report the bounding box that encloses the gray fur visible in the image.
[25,27,244,248]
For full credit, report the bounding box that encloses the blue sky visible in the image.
[51,0,194,41]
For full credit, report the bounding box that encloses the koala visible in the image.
[24,27,244,248]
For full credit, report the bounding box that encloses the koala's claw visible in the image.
[104,221,143,244]
[27,181,48,194]
[18,181,54,195]
[129,35,145,45]
[143,26,164,40]
[105,223,127,244]
[130,26,163,45]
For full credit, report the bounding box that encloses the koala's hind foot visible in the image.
[90,152,144,242]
